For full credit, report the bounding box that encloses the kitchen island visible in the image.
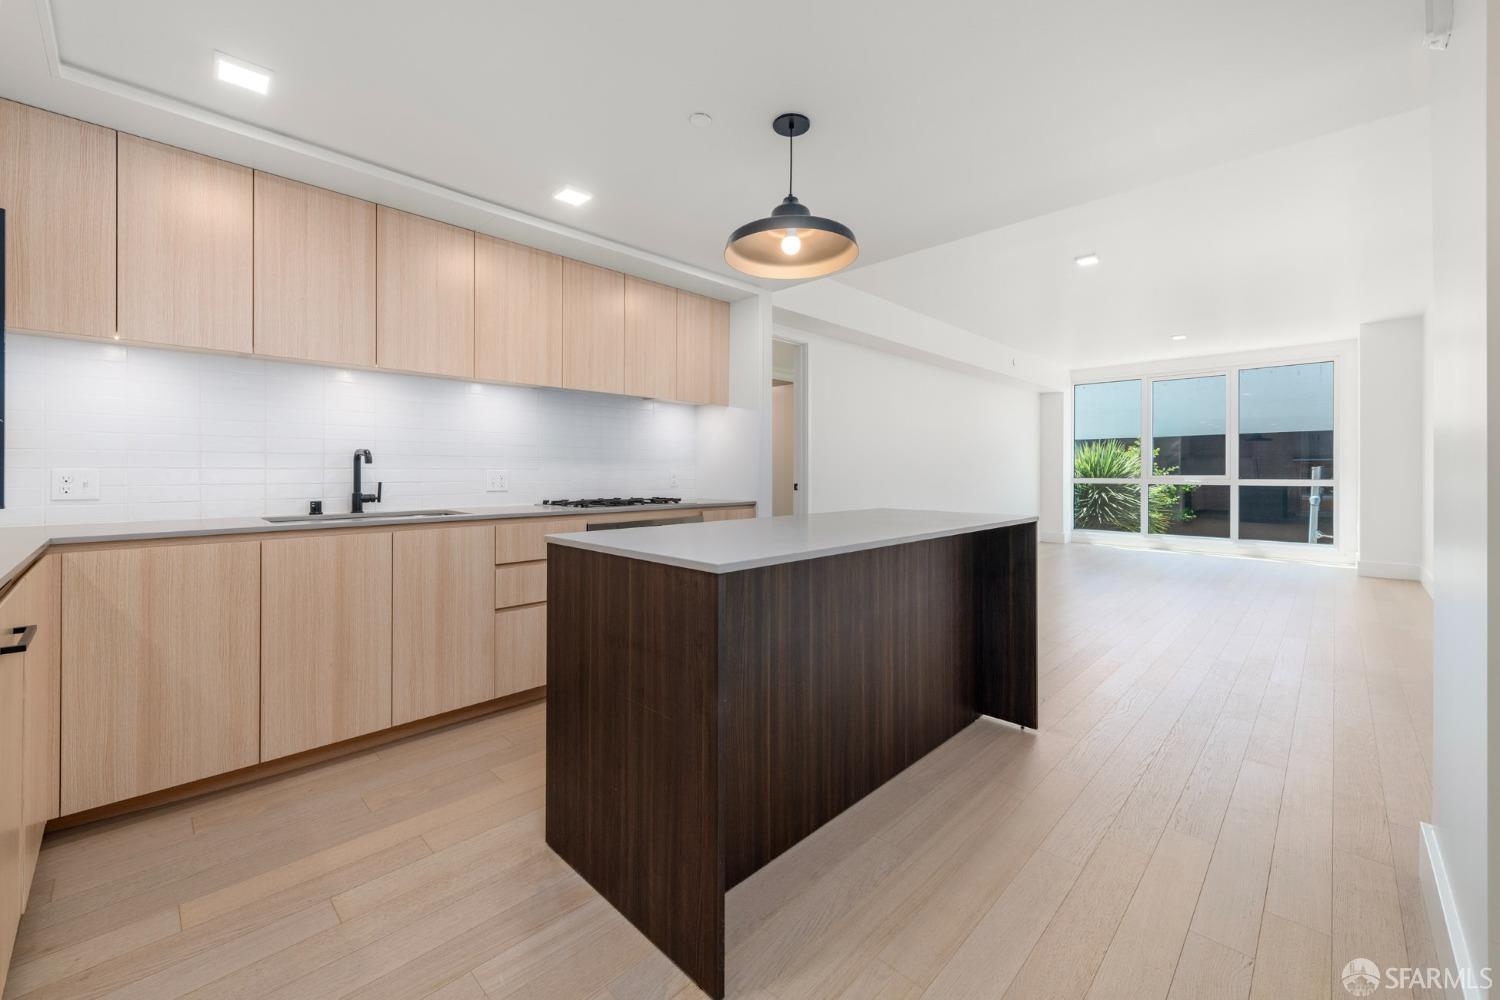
[544,509,1038,998]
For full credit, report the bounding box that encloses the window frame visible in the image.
[1071,352,1344,553]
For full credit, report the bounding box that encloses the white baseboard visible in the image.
[1038,530,1066,544]
[1422,566,1435,596]
[1419,822,1486,999]
[1357,560,1422,581]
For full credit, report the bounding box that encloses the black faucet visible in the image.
[352,449,382,513]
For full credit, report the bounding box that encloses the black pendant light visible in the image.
[725,113,858,279]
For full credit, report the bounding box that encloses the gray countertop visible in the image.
[0,499,755,590]
[547,508,1037,574]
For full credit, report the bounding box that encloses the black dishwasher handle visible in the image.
[0,624,37,655]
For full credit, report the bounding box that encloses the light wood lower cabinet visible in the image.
[0,578,27,987]
[393,525,496,724]
[703,505,756,521]
[496,604,546,698]
[61,541,261,813]
[496,515,588,564]
[495,561,547,609]
[14,555,59,907]
[261,533,392,761]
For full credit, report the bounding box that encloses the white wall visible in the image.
[1423,0,1493,985]
[0,333,702,525]
[695,294,771,512]
[779,327,1040,516]
[1038,392,1065,542]
[1356,317,1425,580]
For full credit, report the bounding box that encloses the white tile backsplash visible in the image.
[0,334,699,526]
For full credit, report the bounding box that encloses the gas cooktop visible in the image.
[541,497,683,509]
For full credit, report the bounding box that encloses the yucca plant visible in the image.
[1073,439,1196,533]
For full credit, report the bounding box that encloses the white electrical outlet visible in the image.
[485,469,509,493]
[669,471,678,489]
[52,468,101,501]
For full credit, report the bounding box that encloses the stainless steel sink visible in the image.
[263,509,464,524]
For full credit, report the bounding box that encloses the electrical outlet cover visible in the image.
[485,469,509,492]
[52,468,101,501]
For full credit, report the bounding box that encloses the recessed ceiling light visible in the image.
[1171,334,1188,341]
[1074,252,1100,268]
[214,52,271,95]
[688,112,713,127]
[553,186,593,207]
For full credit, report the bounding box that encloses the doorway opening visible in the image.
[771,338,807,515]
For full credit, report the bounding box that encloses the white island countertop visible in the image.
[547,508,1037,574]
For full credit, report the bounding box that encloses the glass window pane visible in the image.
[1152,375,1225,475]
[1073,483,1141,532]
[1074,380,1141,478]
[1149,484,1230,538]
[1239,362,1334,480]
[1239,485,1334,544]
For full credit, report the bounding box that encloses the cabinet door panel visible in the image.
[702,505,756,521]
[14,555,59,908]
[262,533,392,761]
[0,99,115,338]
[475,236,562,386]
[675,291,730,405]
[117,134,253,352]
[561,259,624,394]
[496,604,546,698]
[496,516,588,564]
[61,542,261,813]
[0,618,21,988]
[624,276,677,399]
[254,172,377,366]
[393,526,496,724]
[376,206,474,377]
[495,561,546,610]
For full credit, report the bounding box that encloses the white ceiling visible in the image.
[835,109,1433,369]
[1,0,1429,288]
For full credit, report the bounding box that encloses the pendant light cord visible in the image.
[787,132,794,198]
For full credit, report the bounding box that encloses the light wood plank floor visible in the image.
[4,543,1439,999]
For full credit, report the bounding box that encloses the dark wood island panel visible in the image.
[546,520,1037,998]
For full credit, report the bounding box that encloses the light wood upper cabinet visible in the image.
[561,259,625,394]
[261,533,392,761]
[117,134,253,352]
[13,555,59,907]
[0,99,115,338]
[475,235,562,387]
[254,173,377,367]
[675,291,730,405]
[377,206,474,378]
[61,541,261,814]
[392,525,496,724]
[624,276,678,399]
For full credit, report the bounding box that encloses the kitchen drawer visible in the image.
[496,604,546,697]
[495,560,547,609]
[495,515,588,564]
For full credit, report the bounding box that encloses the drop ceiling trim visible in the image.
[30,0,758,299]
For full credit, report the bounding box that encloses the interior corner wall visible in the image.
[1038,392,1065,542]
[1423,0,1492,984]
[780,326,1040,516]
[1356,317,1425,580]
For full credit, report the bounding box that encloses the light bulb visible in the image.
[781,233,801,255]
